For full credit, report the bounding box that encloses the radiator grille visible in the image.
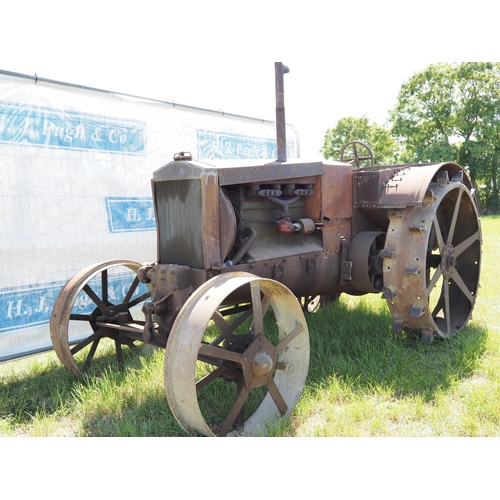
[155,179,204,268]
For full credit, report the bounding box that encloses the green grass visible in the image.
[1,215,499,437]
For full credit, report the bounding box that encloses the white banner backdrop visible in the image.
[0,70,299,361]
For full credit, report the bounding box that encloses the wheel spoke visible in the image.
[447,190,463,244]
[125,291,151,309]
[82,337,101,372]
[123,276,140,304]
[198,343,243,364]
[250,294,271,340]
[226,307,253,332]
[426,266,443,296]
[444,279,451,334]
[70,330,103,355]
[210,306,255,347]
[69,313,92,321]
[451,268,474,304]
[102,269,108,305]
[217,384,251,437]
[115,338,124,367]
[196,366,224,392]
[432,214,445,251]
[250,282,264,336]
[211,310,234,341]
[453,231,479,257]
[260,294,271,317]
[83,284,108,312]
[267,377,288,415]
[431,290,444,316]
[276,323,303,353]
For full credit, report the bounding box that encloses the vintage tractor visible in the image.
[50,63,482,436]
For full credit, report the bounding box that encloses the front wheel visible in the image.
[164,272,310,436]
[50,260,151,378]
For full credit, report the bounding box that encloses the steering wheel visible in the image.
[340,141,374,168]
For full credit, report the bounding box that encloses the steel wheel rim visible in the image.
[50,260,151,378]
[164,272,310,437]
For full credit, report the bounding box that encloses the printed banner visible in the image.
[0,102,146,154]
[0,282,61,334]
[105,197,156,233]
[197,129,296,160]
[0,70,299,362]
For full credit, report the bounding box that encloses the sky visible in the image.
[2,1,498,160]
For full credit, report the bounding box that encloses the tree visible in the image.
[321,116,400,166]
[390,62,500,213]
[390,63,457,163]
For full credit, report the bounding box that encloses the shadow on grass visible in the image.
[0,358,77,426]
[304,296,488,401]
[0,345,186,436]
[1,296,488,436]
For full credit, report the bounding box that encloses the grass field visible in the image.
[1,215,499,437]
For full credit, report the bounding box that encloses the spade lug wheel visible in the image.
[382,181,482,339]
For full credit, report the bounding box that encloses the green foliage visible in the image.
[322,63,500,212]
[390,63,457,163]
[390,62,500,213]
[321,116,399,166]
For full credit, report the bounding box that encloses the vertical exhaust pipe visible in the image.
[275,62,290,163]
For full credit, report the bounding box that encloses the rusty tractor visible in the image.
[50,63,482,436]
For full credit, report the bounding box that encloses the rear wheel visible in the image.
[383,181,481,340]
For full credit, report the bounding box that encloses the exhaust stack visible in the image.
[275,62,290,163]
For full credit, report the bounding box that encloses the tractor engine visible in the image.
[141,154,354,340]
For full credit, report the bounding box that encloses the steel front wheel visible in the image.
[50,260,151,378]
[164,272,310,437]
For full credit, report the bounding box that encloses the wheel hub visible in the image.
[164,273,310,437]
[252,350,274,377]
[240,335,277,389]
[441,243,456,279]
